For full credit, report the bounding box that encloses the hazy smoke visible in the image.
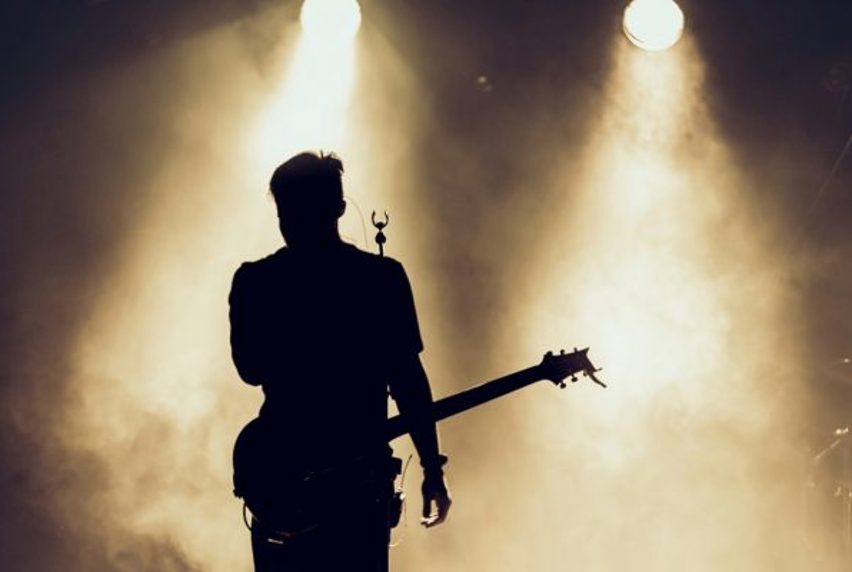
[1,3,848,572]
[414,39,843,571]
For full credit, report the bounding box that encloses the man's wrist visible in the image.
[421,453,448,477]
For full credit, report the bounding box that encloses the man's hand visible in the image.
[421,474,451,527]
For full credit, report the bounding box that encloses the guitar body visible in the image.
[233,417,401,536]
[232,348,602,535]
[233,418,321,535]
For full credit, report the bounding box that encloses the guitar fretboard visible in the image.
[386,365,543,441]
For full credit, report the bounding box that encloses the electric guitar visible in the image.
[233,347,603,535]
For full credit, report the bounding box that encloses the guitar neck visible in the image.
[386,365,544,441]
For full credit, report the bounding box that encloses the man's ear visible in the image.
[337,199,347,218]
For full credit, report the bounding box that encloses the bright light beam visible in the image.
[623,0,685,52]
[301,0,362,41]
[250,1,361,171]
[501,37,820,570]
[63,6,367,570]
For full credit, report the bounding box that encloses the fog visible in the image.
[1,2,849,571]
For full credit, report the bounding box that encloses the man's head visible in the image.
[269,151,346,248]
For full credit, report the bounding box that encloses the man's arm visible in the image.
[389,353,452,527]
[229,264,268,386]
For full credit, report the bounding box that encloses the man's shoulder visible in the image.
[231,244,408,283]
[342,244,402,268]
[343,247,410,284]
[232,248,287,283]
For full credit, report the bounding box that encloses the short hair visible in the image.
[269,151,344,215]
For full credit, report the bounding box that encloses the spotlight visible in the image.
[300,0,362,41]
[623,0,685,52]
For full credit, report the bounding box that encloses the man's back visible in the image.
[231,152,450,572]
[229,242,423,466]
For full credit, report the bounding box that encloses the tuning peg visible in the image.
[560,349,566,355]
[586,369,606,388]
[558,381,566,389]
[571,375,578,383]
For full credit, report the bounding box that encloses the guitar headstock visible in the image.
[539,347,605,389]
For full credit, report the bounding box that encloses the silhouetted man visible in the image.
[229,152,451,571]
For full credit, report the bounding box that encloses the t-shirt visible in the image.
[229,243,423,466]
